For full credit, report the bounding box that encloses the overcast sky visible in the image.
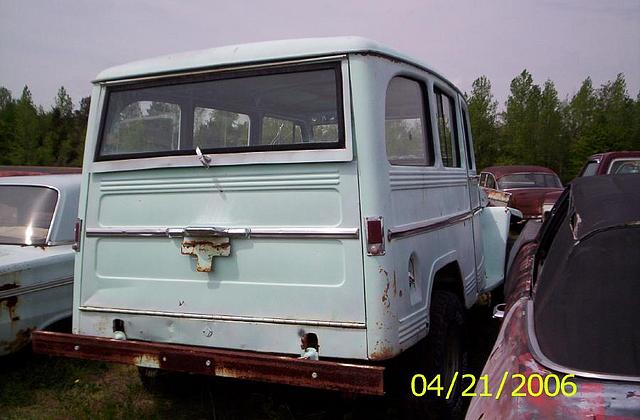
[1,0,638,109]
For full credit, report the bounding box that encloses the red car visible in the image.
[466,175,640,419]
[479,166,563,219]
[579,151,640,176]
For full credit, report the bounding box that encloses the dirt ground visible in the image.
[0,306,500,420]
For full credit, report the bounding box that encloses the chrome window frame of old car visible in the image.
[89,56,354,173]
[0,183,64,247]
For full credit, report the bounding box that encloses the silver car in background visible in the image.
[0,174,80,355]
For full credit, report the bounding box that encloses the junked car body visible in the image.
[0,174,80,355]
[480,165,563,220]
[466,175,640,419]
[32,37,514,412]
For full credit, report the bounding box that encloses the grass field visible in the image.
[0,307,498,419]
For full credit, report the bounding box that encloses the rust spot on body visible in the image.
[1,328,34,353]
[370,341,395,360]
[0,283,20,322]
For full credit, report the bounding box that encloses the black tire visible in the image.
[423,290,468,419]
[138,367,191,395]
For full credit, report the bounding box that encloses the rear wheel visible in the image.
[423,290,468,419]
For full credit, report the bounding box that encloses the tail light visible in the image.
[366,217,385,256]
[72,218,82,252]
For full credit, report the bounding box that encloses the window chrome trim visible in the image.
[0,276,73,300]
[388,208,477,241]
[526,300,640,383]
[79,306,366,329]
[85,226,359,240]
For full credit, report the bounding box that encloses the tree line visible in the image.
[0,86,88,167]
[1,71,639,181]
[468,71,640,181]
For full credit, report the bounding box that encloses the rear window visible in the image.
[0,186,58,246]
[608,159,640,175]
[97,63,344,160]
[498,173,561,189]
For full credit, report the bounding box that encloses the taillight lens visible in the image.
[72,218,82,252]
[366,217,385,256]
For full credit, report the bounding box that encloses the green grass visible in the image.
[0,310,498,420]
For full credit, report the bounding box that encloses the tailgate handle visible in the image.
[183,227,250,238]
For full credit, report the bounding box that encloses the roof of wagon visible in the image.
[94,36,459,93]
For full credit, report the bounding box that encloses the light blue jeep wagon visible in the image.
[33,37,511,415]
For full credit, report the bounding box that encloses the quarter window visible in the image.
[385,77,433,166]
[435,90,460,167]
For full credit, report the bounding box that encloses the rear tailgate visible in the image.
[77,162,365,355]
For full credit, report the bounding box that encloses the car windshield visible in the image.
[497,173,561,189]
[0,186,58,246]
[97,63,344,160]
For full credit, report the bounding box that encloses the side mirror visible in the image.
[492,303,506,319]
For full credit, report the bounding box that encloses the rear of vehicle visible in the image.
[74,55,370,358]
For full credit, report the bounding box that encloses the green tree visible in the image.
[0,86,16,164]
[537,80,565,176]
[10,86,40,165]
[502,70,542,165]
[466,76,499,170]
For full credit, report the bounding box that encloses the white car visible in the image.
[0,174,80,355]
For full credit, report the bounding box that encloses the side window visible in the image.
[385,77,434,166]
[261,117,302,145]
[461,106,474,169]
[435,89,461,167]
[486,175,497,189]
[194,107,250,148]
